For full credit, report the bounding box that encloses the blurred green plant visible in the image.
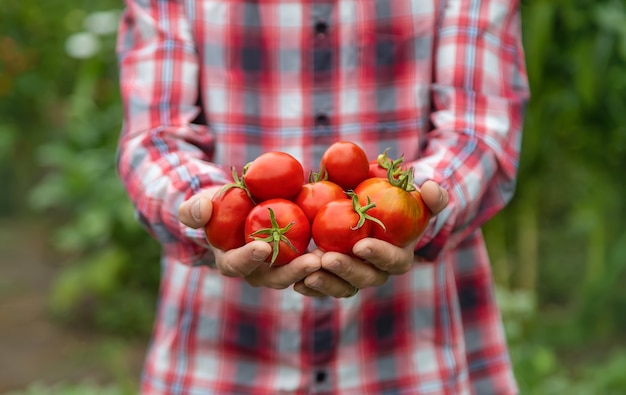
[5,337,140,394]
[1,2,161,336]
[482,0,626,390]
[497,286,626,394]
[5,382,130,395]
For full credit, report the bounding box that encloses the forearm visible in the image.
[116,124,230,244]
[116,0,229,261]
[411,0,529,260]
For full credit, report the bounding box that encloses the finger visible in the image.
[293,280,327,298]
[177,186,223,228]
[178,195,212,228]
[215,240,271,277]
[303,270,358,298]
[245,252,321,289]
[420,180,449,216]
[321,252,389,288]
[352,238,414,275]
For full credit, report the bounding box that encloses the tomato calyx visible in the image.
[217,166,253,200]
[248,207,299,266]
[347,192,386,232]
[307,170,328,183]
[387,166,417,192]
[377,149,405,179]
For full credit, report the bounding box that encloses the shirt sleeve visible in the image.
[116,0,230,265]
[411,0,530,261]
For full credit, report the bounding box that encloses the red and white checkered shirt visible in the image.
[116,0,529,393]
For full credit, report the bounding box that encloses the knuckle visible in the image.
[361,272,379,287]
[364,271,388,287]
[336,263,354,278]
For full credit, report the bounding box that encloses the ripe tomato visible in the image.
[205,169,255,250]
[312,194,385,254]
[244,198,311,266]
[243,151,305,202]
[293,172,347,223]
[368,149,405,179]
[320,141,369,190]
[354,170,430,247]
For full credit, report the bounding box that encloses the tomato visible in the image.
[368,161,390,179]
[243,151,305,202]
[293,172,347,223]
[312,193,385,254]
[368,149,405,179]
[244,198,311,266]
[205,169,255,250]
[320,141,369,190]
[354,169,430,247]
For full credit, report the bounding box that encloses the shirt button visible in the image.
[315,370,327,383]
[315,114,329,126]
[315,21,328,38]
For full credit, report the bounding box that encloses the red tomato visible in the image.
[205,184,256,251]
[354,170,430,247]
[368,149,405,179]
[293,172,347,223]
[312,194,385,254]
[244,198,311,266]
[243,151,305,202]
[205,168,255,250]
[368,161,390,179]
[320,141,369,190]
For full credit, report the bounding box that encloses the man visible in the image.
[116,0,529,393]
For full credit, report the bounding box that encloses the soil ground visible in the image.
[0,221,147,393]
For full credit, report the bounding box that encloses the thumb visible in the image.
[178,194,214,229]
[420,180,449,216]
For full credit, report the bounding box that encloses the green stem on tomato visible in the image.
[248,207,298,266]
[347,192,386,231]
[377,148,405,177]
[307,169,329,183]
[216,166,254,200]
[387,166,417,192]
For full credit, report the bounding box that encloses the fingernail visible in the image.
[191,199,201,222]
[252,248,268,262]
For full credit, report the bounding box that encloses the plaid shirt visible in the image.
[116,0,529,393]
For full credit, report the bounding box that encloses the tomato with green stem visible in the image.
[354,167,430,247]
[312,193,385,254]
[205,168,256,251]
[244,198,311,266]
[368,148,405,179]
[293,171,347,223]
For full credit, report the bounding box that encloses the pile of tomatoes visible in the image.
[205,142,431,266]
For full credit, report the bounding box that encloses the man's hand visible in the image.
[294,180,449,298]
[178,188,322,289]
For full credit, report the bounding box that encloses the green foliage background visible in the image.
[2,0,626,393]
